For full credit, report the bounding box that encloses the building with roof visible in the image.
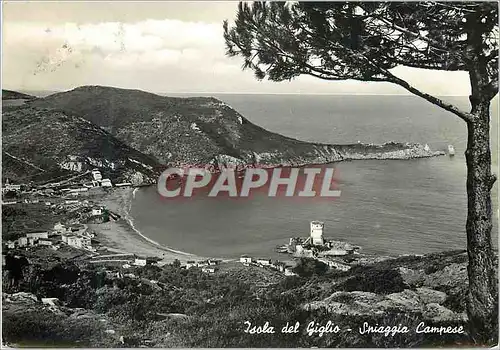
[67,236,91,249]
[239,255,252,264]
[202,266,217,274]
[17,237,28,247]
[101,179,113,187]
[186,260,197,269]
[26,231,49,239]
[256,258,272,266]
[91,169,102,181]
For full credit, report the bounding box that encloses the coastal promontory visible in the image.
[3,86,442,185]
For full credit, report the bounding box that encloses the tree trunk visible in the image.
[465,96,498,345]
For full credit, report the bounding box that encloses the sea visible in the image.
[129,94,499,259]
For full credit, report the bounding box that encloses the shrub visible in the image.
[340,267,406,294]
[293,258,328,277]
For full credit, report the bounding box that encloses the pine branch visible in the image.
[383,70,474,122]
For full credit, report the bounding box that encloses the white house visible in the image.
[256,258,272,266]
[67,236,91,249]
[17,237,28,247]
[186,260,197,269]
[38,240,53,246]
[83,181,99,188]
[92,208,103,216]
[202,266,216,274]
[106,271,123,279]
[284,267,297,276]
[26,231,49,239]
[6,241,15,249]
[101,179,112,187]
[66,236,79,248]
[272,261,286,272]
[239,255,252,264]
[207,259,221,266]
[134,258,147,266]
[91,169,102,181]
[115,182,132,187]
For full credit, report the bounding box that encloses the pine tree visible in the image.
[224,2,498,344]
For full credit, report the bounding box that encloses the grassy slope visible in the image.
[2,249,485,347]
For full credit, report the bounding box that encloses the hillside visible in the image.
[3,249,488,347]
[2,106,161,184]
[2,89,36,100]
[30,86,441,167]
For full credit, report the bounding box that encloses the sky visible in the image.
[2,1,473,95]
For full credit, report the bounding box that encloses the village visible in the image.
[2,168,289,281]
[2,168,133,204]
[2,167,405,348]
[2,167,362,286]
[2,169,138,265]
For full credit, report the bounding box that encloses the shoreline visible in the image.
[90,187,204,264]
[87,152,453,266]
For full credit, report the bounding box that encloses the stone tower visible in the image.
[310,221,324,245]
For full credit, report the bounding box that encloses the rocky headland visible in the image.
[0,86,443,185]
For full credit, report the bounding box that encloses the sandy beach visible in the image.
[88,187,202,264]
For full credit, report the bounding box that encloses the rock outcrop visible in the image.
[302,250,471,324]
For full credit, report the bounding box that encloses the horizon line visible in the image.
[6,87,470,97]
[160,92,470,97]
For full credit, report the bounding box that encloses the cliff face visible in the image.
[30,86,442,169]
[2,106,161,184]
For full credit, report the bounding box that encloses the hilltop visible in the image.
[2,89,36,100]
[2,106,161,184]
[30,85,441,168]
